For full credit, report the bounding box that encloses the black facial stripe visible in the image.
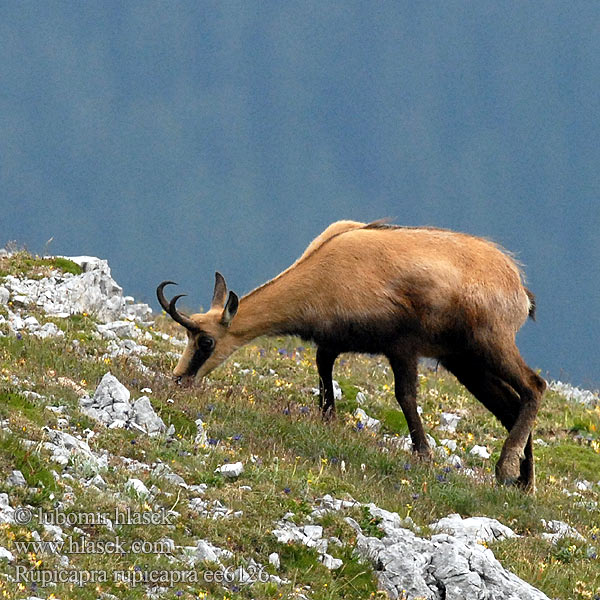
[188,346,213,375]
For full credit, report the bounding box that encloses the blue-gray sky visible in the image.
[1,2,599,387]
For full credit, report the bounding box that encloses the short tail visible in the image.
[525,288,537,321]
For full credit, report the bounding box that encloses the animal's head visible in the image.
[157,273,239,382]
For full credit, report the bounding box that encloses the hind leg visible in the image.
[482,343,545,486]
[442,354,538,491]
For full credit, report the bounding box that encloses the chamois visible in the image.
[157,220,545,491]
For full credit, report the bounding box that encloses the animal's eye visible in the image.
[198,337,215,352]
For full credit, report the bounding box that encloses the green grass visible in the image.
[0,249,82,279]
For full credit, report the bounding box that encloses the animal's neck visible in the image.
[229,276,300,343]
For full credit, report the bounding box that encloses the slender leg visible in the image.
[442,355,537,491]
[483,344,545,486]
[389,352,432,459]
[316,347,339,416]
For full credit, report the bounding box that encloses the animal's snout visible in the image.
[172,373,194,388]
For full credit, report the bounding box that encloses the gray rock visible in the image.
[549,380,599,408]
[97,320,140,339]
[195,418,208,446]
[430,514,517,543]
[469,445,491,459]
[44,428,100,468]
[439,412,462,433]
[354,408,381,432]
[189,539,233,565]
[355,514,549,600]
[110,401,132,421]
[440,439,458,452]
[0,286,9,305]
[541,519,585,544]
[93,373,131,408]
[188,497,242,520]
[125,478,150,498]
[2,255,152,323]
[194,539,220,564]
[132,396,166,435]
[87,474,107,490]
[268,552,281,569]
[215,461,244,478]
[34,322,64,339]
[320,552,343,570]
[153,463,187,488]
[6,470,27,488]
[0,494,15,524]
[0,546,14,562]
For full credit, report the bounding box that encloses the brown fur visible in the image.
[160,220,545,491]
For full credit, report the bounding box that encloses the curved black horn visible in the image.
[156,281,198,331]
[157,280,177,312]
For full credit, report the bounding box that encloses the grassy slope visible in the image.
[0,253,599,600]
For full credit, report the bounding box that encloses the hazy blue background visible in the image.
[1,2,598,387]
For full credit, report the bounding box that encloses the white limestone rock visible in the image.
[132,396,166,436]
[354,408,381,432]
[469,445,491,459]
[439,412,462,433]
[215,462,244,478]
[430,513,518,544]
[355,516,550,600]
[125,478,150,498]
[541,519,586,544]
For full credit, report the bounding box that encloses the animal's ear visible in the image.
[211,272,228,309]
[220,291,239,327]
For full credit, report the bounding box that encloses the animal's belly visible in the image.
[285,316,422,355]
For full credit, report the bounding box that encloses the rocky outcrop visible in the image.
[352,505,550,600]
[79,373,166,436]
[0,255,151,322]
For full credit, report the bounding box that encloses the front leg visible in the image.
[389,352,432,460]
[316,347,339,416]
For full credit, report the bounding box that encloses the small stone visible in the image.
[93,372,130,407]
[356,391,367,404]
[353,408,381,432]
[303,525,323,540]
[541,519,585,544]
[268,552,280,569]
[125,478,150,498]
[0,546,14,562]
[469,445,491,459]
[320,552,343,570]
[6,470,27,488]
[132,396,166,435]
[575,480,593,492]
[447,454,463,469]
[215,462,244,478]
[439,412,461,433]
[87,474,107,490]
[195,418,207,446]
[440,439,458,452]
[195,540,221,564]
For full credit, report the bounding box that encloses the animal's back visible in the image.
[295,223,531,338]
